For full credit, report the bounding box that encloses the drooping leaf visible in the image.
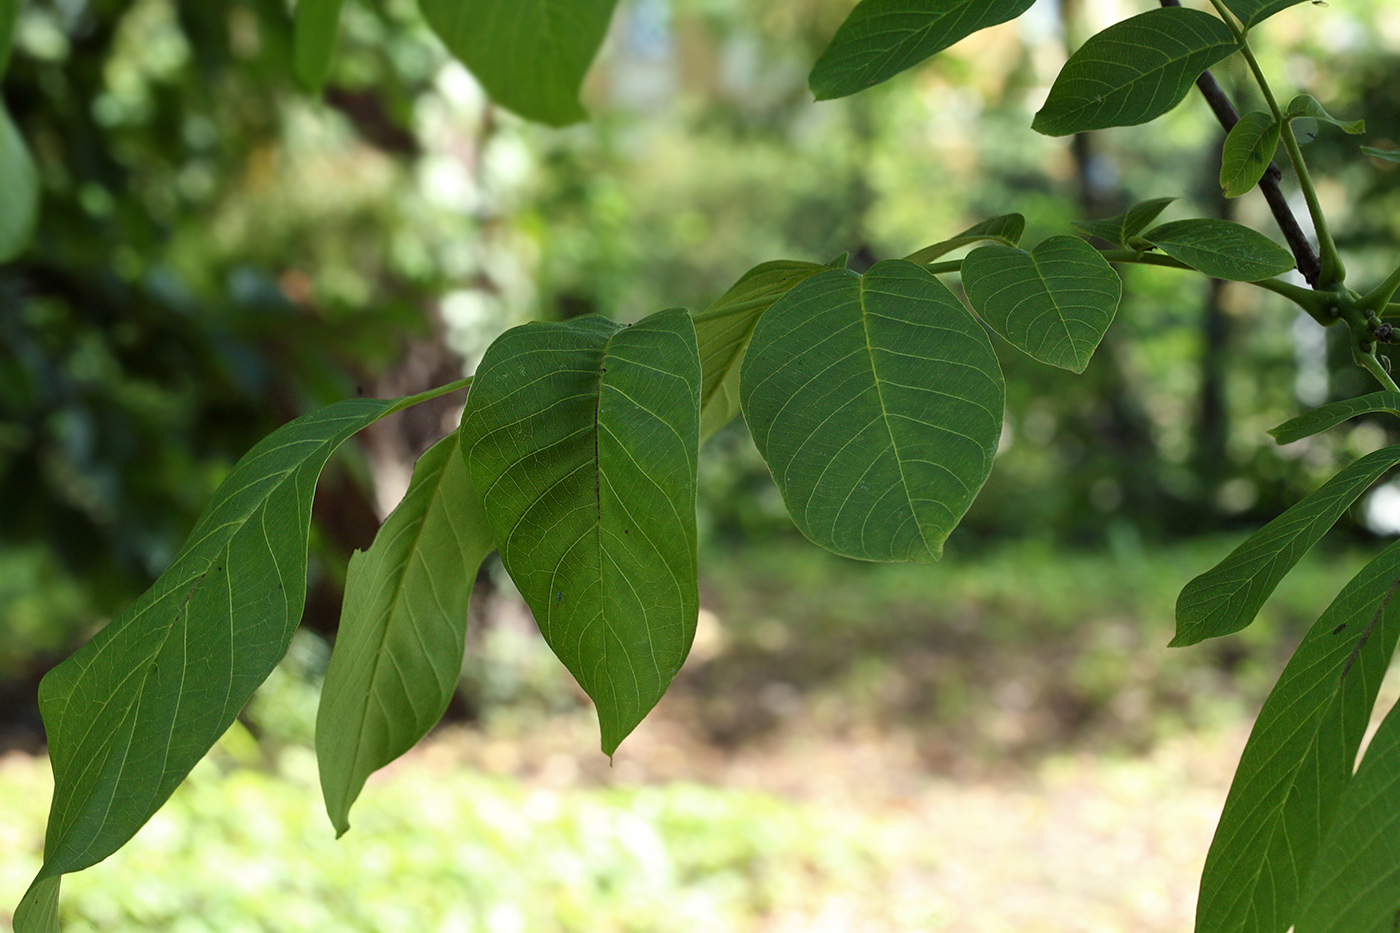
[740,259,1004,564]
[1271,392,1400,445]
[0,102,37,261]
[809,0,1037,101]
[1195,541,1400,933]
[961,235,1121,373]
[1221,110,1281,198]
[1072,198,1176,246]
[1140,218,1295,281]
[317,432,494,838]
[1361,146,1400,165]
[1285,95,1364,135]
[1032,8,1238,137]
[904,213,1026,265]
[694,261,828,442]
[1222,0,1311,30]
[1173,444,1400,647]
[458,309,701,755]
[418,0,619,126]
[293,0,346,92]
[1295,693,1400,933]
[13,392,450,933]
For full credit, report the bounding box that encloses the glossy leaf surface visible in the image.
[1072,198,1176,246]
[1032,9,1237,137]
[904,213,1026,265]
[0,103,36,261]
[1222,0,1311,29]
[740,260,1004,564]
[1196,541,1400,933]
[961,235,1121,373]
[293,0,346,92]
[14,396,420,932]
[459,309,701,755]
[1221,111,1280,198]
[1285,95,1364,135]
[809,0,1036,101]
[1271,392,1400,445]
[317,433,494,837]
[1295,694,1400,933]
[1173,444,1400,646]
[694,261,829,442]
[419,0,619,126]
[1141,219,1295,281]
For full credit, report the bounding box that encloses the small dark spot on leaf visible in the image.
[1333,623,1347,634]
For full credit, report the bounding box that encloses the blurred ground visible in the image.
[0,539,1380,932]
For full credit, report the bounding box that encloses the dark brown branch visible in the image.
[1157,0,1321,286]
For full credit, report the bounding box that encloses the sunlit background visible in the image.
[4,0,1400,929]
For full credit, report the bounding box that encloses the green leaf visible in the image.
[961,235,1121,373]
[459,309,701,755]
[1295,691,1400,933]
[740,259,1004,564]
[694,261,829,442]
[1361,146,1400,164]
[1140,218,1295,281]
[1032,9,1238,137]
[316,432,494,838]
[1195,541,1400,933]
[13,394,433,931]
[418,0,619,126]
[0,102,37,261]
[1271,392,1400,445]
[904,213,1026,265]
[825,252,850,269]
[293,0,346,92]
[1285,95,1364,135]
[1221,111,1281,198]
[809,0,1037,101]
[1173,444,1400,647]
[1221,0,1311,29]
[1,0,18,79]
[1071,197,1176,246]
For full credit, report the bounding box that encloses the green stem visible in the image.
[1360,262,1400,314]
[392,376,473,410]
[1207,0,1346,287]
[1357,350,1400,393]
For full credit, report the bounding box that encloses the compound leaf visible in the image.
[0,102,37,261]
[13,395,431,932]
[419,0,619,126]
[809,0,1037,101]
[1173,444,1400,646]
[1196,541,1400,933]
[1295,693,1400,933]
[1072,197,1177,246]
[1032,8,1238,137]
[1140,218,1295,281]
[695,260,829,442]
[1286,95,1364,135]
[740,259,1004,564]
[317,432,494,838]
[293,0,346,92]
[1221,110,1281,198]
[1222,0,1312,29]
[1271,392,1400,445]
[962,235,1120,373]
[904,213,1026,265]
[459,309,701,755]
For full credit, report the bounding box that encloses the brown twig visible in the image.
[1157,0,1322,285]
